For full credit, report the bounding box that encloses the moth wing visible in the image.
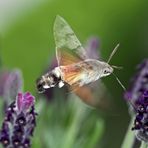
[61,65,83,86]
[71,80,111,109]
[56,47,83,66]
[53,15,87,66]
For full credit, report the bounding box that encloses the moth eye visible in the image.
[104,70,109,74]
[104,70,107,74]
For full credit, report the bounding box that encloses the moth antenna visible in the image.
[111,65,123,70]
[113,73,137,112]
[112,72,126,91]
[107,43,120,63]
[112,73,137,111]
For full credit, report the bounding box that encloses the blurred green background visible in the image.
[0,0,148,148]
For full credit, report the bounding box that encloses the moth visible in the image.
[36,15,124,107]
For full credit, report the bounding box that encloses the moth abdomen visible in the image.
[36,70,62,93]
[36,77,46,93]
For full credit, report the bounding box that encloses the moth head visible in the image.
[99,62,114,78]
[101,63,114,77]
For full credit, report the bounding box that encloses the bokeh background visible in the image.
[0,0,148,148]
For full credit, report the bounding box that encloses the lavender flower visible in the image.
[4,69,23,101]
[125,59,148,142]
[0,70,10,96]
[131,91,148,142]
[0,69,23,107]
[85,37,100,59]
[0,92,37,148]
[124,59,148,108]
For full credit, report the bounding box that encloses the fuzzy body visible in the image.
[59,59,113,87]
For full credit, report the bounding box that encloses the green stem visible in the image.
[140,142,148,148]
[121,117,136,148]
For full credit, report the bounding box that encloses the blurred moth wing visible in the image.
[73,81,111,109]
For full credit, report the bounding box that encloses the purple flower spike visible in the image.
[16,92,35,112]
[125,59,148,142]
[0,70,10,96]
[4,69,23,101]
[132,91,148,142]
[0,69,23,108]
[85,37,100,59]
[124,59,148,107]
[0,92,37,148]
